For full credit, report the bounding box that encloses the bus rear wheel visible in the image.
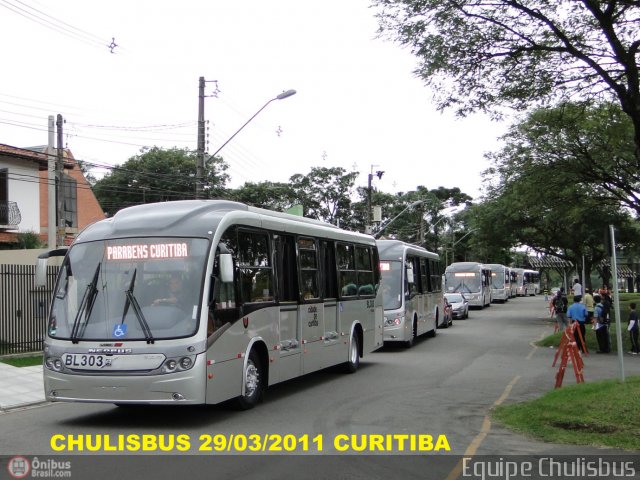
[235,350,263,410]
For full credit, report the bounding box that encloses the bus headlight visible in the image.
[45,356,63,372]
[161,356,195,374]
[163,359,177,373]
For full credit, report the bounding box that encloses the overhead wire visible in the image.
[0,0,115,51]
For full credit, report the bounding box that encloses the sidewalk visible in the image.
[0,362,46,410]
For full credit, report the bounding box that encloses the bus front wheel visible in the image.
[235,350,263,410]
[344,333,360,373]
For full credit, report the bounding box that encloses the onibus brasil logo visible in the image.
[7,456,71,478]
[7,456,30,479]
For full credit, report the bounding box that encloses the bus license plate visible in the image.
[63,354,111,369]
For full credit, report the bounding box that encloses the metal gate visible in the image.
[0,264,58,355]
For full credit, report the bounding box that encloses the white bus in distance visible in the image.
[35,200,384,409]
[444,262,492,308]
[485,264,511,303]
[511,268,540,296]
[376,240,444,347]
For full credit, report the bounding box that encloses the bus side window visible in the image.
[337,243,357,297]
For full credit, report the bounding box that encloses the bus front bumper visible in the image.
[43,359,207,405]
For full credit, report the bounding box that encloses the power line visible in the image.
[0,0,116,52]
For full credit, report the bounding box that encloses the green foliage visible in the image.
[16,231,43,249]
[92,147,230,216]
[289,166,359,226]
[230,181,296,212]
[0,355,43,367]
[473,102,639,267]
[373,0,640,163]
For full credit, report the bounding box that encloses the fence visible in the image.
[0,264,58,355]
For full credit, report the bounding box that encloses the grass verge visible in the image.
[493,376,640,451]
[0,355,43,367]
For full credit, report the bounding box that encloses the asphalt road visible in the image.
[1,295,639,479]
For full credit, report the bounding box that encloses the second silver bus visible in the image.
[377,240,443,347]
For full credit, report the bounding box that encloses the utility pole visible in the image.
[56,114,65,247]
[47,116,56,249]
[196,76,205,199]
[367,166,384,234]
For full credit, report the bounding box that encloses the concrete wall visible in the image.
[0,249,63,266]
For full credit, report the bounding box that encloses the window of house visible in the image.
[0,169,7,225]
[62,174,77,228]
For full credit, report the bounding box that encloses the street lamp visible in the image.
[209,89,297,159]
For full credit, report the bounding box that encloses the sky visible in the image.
[0,0,508,201]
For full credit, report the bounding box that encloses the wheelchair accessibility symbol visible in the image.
[113,324,128,338]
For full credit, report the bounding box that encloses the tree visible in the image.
[475,118,639,276]
[92,147,229,216]
[230,181,297,212]
[374,0,640,163]
[485,102,640,214]
[369,186,473,251]
[289,166,359,226]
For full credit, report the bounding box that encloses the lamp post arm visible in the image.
[374,200,423,239]
[451,228,478,247]
[209,99,275,159]
[208,89,297,160]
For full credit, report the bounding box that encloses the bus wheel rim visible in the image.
[244,360,259,397]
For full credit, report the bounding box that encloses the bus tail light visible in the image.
[384,316,402,327]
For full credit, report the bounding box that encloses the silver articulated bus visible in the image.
[486,264,511,303]
[376,240,443,347]
[36,200,383,408]
[444,262,492,308]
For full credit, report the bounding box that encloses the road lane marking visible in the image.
[526,330,548,360]
[445,375,521,480]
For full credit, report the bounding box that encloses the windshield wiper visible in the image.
[121,269,154,344]
[70,262,101,344]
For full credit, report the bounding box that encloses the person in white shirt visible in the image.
[572,278,583,302]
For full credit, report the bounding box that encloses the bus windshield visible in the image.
[48,237,209,341]
[491,270,505,289]
[380,260,403,310]
[445,272,481,293]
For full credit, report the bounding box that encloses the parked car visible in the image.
[440,296,453,328]
[444,293,469,319]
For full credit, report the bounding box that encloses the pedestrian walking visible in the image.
[593,295,610,353]
[572,278,583,303]
[628,302,639,355]
[567,295,588,353]
[584,288,595,326]
[553,288,569,332]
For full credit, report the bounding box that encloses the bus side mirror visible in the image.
[35,247,68,287]
[219,253,234,283]
[35,257,48,287]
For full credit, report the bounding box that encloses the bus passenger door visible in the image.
[320,240,339,368]
[274,234,302,383]
[298,237,325,374]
